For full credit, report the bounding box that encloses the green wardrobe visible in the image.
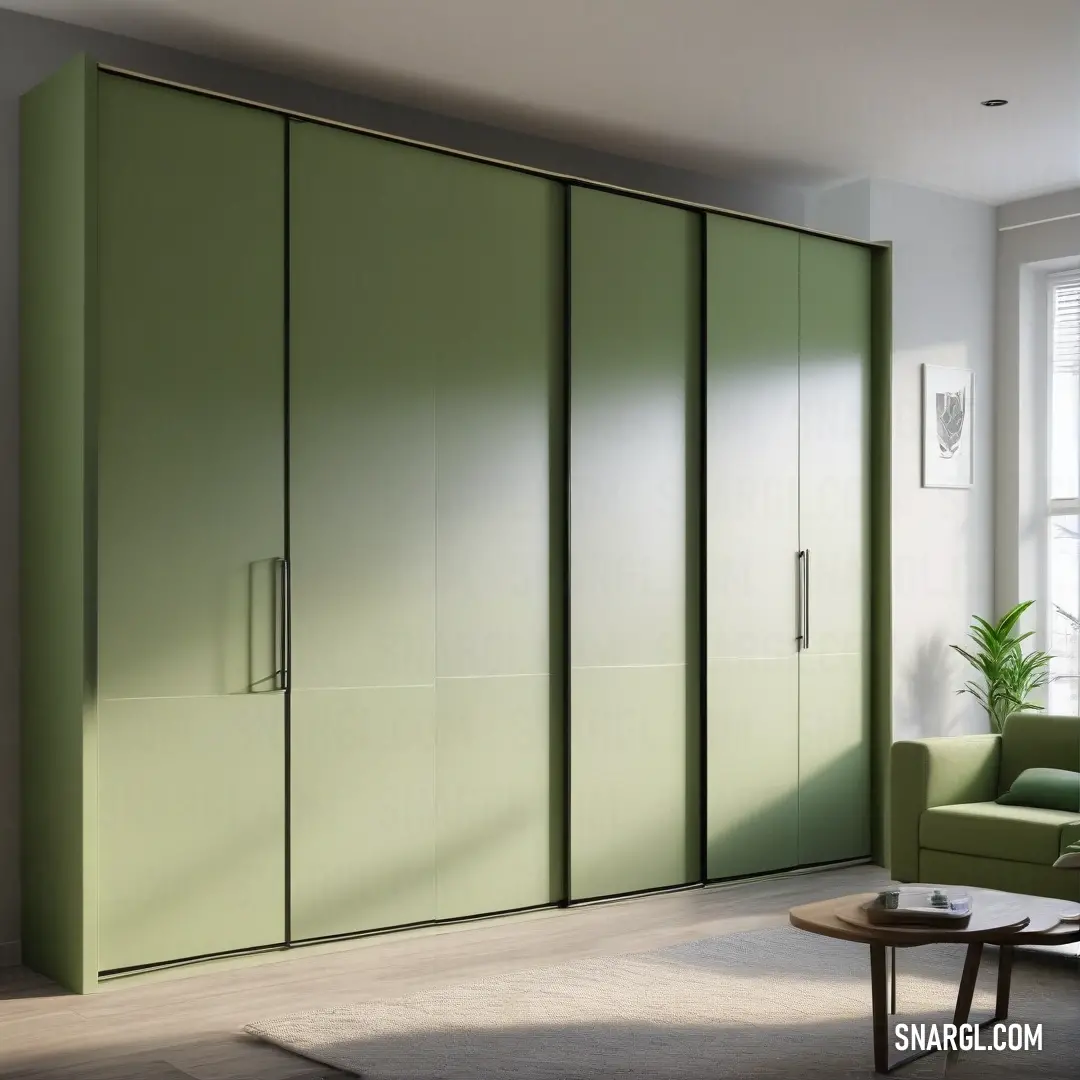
[20,56,888,994]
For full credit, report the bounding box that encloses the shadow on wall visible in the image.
[896,633,987,740]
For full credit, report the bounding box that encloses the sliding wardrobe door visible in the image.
[705,216,800,879]
[430,157,560,921]
[568,187,698,900]
[797,235,872,865]
[96,76,286,971]
[289,122,561,938]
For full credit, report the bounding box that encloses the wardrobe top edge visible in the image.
[92,63,884,253]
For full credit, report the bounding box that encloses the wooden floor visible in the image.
[0,865,893,1079]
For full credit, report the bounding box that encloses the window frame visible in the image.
[1044,267,1080,713]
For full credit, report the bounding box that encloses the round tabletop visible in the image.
[790,885,1080,947]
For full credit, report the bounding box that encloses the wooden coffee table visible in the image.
[789,886,1080,1074]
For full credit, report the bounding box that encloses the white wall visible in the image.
[995,188,1080,640]
[808,178,997,740]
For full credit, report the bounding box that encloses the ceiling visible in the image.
[6,0,1080,204]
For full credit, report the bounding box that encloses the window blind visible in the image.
[1052,277,1080,376]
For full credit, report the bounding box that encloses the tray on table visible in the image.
[855,887,974,927]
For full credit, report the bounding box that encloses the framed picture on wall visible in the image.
[922,364,974,488]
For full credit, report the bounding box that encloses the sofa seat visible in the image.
[920,801,1080,866]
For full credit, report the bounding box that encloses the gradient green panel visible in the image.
[96,75,286,967]
[435,676,556,918]
[705,214,800,879]
[569,187,696,899]
[797,235,872,865]
[706,658,799,877]
[97,76,286,701]
[798,653,869,862]
[290,688,437,939]
[19,55,97,993]
[289,124,438,937]
[97,697,285,970]
[570,666,694,898]
[288,123,436,693]
[569,190,693,669]
[434,177,559,680]
[430,153,560,917]
[289,122,560,932]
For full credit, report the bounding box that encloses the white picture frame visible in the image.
[922,364,974,488]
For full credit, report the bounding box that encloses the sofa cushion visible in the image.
[997,767,1080,811]
[1056,841,1080,869]
[1062,819,1080,856]
[920,801,1080,866]
[999,714,1080,793]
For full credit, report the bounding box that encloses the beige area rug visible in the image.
[246,927,1080,1079]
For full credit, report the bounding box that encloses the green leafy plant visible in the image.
[950,601,1052,734]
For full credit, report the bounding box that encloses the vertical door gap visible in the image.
[560,183,573,906]
[283,117,293,947]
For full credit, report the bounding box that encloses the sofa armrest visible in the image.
[889,734,1001,881]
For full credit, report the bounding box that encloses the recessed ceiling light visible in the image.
[981,99,1009,107]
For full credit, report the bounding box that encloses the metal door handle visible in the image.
[803,548,811,650]
[797,550,806,649]
[274,556,290,691]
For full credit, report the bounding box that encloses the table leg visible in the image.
[870,943,889,1073]
[870,941,1004,1075]
[952,942,983,1026]
[946,942,984,1069]
[996,944,1013,1021]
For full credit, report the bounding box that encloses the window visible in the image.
[1047,271,1080,714]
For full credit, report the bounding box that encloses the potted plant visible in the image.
[950,601,1052,734]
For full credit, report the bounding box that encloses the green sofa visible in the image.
[890,713,1080,901]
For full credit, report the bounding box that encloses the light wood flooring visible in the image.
[2,865,894,1078]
